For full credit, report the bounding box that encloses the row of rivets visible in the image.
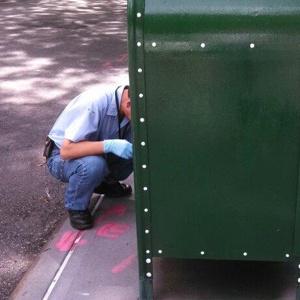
[194,252,290,258]
[136,11,153,280]
[136,10,149,238]
[136,11,147,192]
[298,263,300,286]
[137,250,291,258]
[145,249,163,254]
[136,11,145,141]
[137,11,148,223]
[149,42,256,49]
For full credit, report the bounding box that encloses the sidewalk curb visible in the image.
[11,194,102,300]
[11,219,71,300]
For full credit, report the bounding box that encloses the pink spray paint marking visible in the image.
[102,61,113,68]
[95,203,127,225]
[96,223,129,239]
[112,254,136,274]
[78,239,87,246]
[55,231,86,252]
[117,53,128,63]
[101,53,127,69]
[55,231,78,252]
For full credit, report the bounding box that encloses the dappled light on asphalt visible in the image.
[0,0,128,298]
[0,0,128,107]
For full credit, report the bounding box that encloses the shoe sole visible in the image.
[70,221,93,230]
[104,192,132,198]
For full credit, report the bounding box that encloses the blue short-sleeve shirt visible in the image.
[48,85,131,148]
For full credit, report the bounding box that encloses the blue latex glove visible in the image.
[103,139,133,159]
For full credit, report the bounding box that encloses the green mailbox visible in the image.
[128,0,300,298]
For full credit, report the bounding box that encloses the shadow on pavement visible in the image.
[0,0,128,299]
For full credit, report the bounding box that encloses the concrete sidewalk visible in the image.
[12,183,139,300]
[12,179,298,300]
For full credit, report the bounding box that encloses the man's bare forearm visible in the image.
[60,139,104,160]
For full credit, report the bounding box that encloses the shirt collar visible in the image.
[106,85,130,127]
[106,85,125,116]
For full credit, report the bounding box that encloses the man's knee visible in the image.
[108,158,133,181]
[76,156,109,183]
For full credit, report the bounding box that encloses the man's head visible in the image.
[120,86,131,120]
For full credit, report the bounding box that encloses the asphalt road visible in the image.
[0,0,128,298]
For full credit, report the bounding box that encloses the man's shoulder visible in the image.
[81,85,115,102]
[73,85,117,110]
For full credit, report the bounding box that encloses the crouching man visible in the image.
[45,85,133,230]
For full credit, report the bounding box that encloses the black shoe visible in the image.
[94,181,132,198]
[68,209,93,230]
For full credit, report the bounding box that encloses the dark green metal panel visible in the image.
[129,0,300,270]
[146,46,300,261]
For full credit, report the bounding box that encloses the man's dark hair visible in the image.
[124,85,130,98]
